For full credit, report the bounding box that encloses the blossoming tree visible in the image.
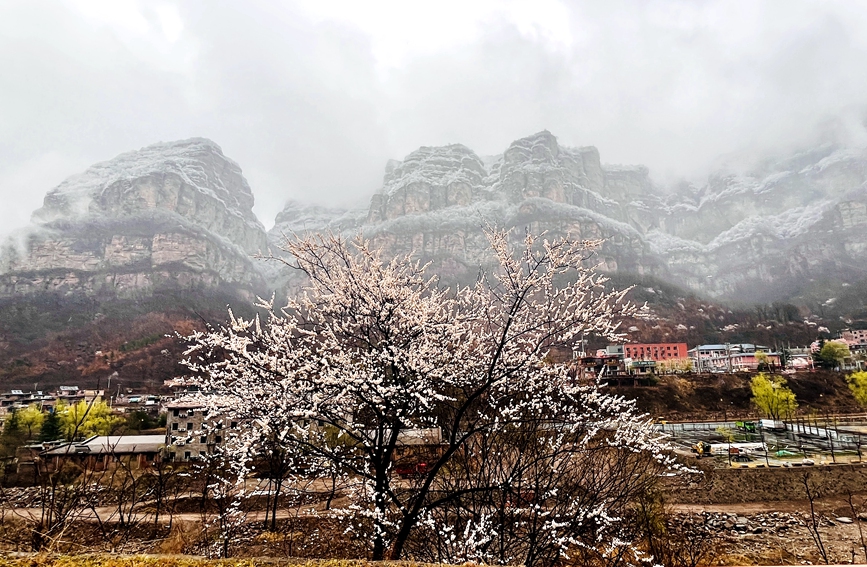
[180,228,678,564]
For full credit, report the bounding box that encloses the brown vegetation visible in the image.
[614,370,865,421]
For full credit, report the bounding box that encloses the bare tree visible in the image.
[802,472,829,565]
[847,490,867,563]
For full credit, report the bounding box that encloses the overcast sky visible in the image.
[2,0,867,233]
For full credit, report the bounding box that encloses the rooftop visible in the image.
[42,435,164,456]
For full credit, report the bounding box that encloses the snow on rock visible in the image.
[274,131,662,287]
[270,200,366,238]
[0,139,268,299]
[34,139,256,219]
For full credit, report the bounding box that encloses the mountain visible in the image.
[269,131,663,285]
[3,132,862,389]
[642,145,867,302]
[0,138,268,300]
[269,132,867,307]
[8,131,866,310]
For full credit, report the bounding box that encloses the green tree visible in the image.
[751,373,798,420]
[17,404,43,441]
[125,410,157,432]
[819,341,850,369]
[59,399,124,440]
[846,371,867,407]
[38,410,62,442]
[755,351,770,371]
[1,409,24,456]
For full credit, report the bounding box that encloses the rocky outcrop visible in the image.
[271,131,664,286]
[0,139,268,299]
[8,131,865,307]
[272,132,867,303]
[645,146,867,301]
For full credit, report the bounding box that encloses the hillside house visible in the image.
[41,434,164,471]
[688,344,781,372]
[624,342,688,361]
[165,400,238,461]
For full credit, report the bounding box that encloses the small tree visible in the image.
[1,410,24,457]
[18,404,44,441]
[847,371,867,407]
[751,373,797,420]
[39,411,62,442]
[755,350,770,371]
[58,400,123,440]
[819,341,850,369]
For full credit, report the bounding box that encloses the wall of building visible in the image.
[624,342,688,361]
[165,405,236,461]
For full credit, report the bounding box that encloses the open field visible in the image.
[0,557,447,567]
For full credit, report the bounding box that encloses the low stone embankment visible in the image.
[667,462,867,504]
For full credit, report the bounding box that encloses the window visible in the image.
[172,409,179,417]
[187,422,193,431]
[230,421,238,429]
[215,435,222,444]
[172,422,178,431]
[200,436,207,443]
[184,451,191,460]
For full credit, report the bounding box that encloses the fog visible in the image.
[2,0,867,233]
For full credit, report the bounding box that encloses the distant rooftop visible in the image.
[42,435,164,456]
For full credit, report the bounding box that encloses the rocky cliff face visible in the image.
[644,146,867,301]
[270,132,867,304]
[0,138,268,299]
[271,131,663,285]
[7,131,865,308]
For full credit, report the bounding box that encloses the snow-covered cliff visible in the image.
[6,131,866,306]
[269,131,663,285]
[0,139,268,299]
[271,131,867,302]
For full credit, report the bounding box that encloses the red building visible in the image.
[624,342,688,361]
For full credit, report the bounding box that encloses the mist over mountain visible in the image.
[268,131,867,309]
[4,130,867,311]
[0,139,267,301]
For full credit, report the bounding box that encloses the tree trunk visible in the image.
[271,475,282,532]
[388,514,415,560]
[372,467,388,560]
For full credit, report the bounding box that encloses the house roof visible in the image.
[165,400,205,409]
[42,435,165,456]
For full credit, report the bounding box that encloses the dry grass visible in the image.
[0,555,454,567]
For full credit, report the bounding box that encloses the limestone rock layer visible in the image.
[1,139,268,299]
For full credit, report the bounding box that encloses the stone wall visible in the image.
[667,463,867,504]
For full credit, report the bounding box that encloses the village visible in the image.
[0,329,863,476]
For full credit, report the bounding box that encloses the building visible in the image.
[688,344,781,373]
[165,400,238,461]
[55,386,104,405]
[41,434,164,471]
[841,329,867,346]
[624,343,688,362]
[786,347,815,370]
[840,330,867,353]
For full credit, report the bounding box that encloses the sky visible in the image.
[2,0,867,233]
